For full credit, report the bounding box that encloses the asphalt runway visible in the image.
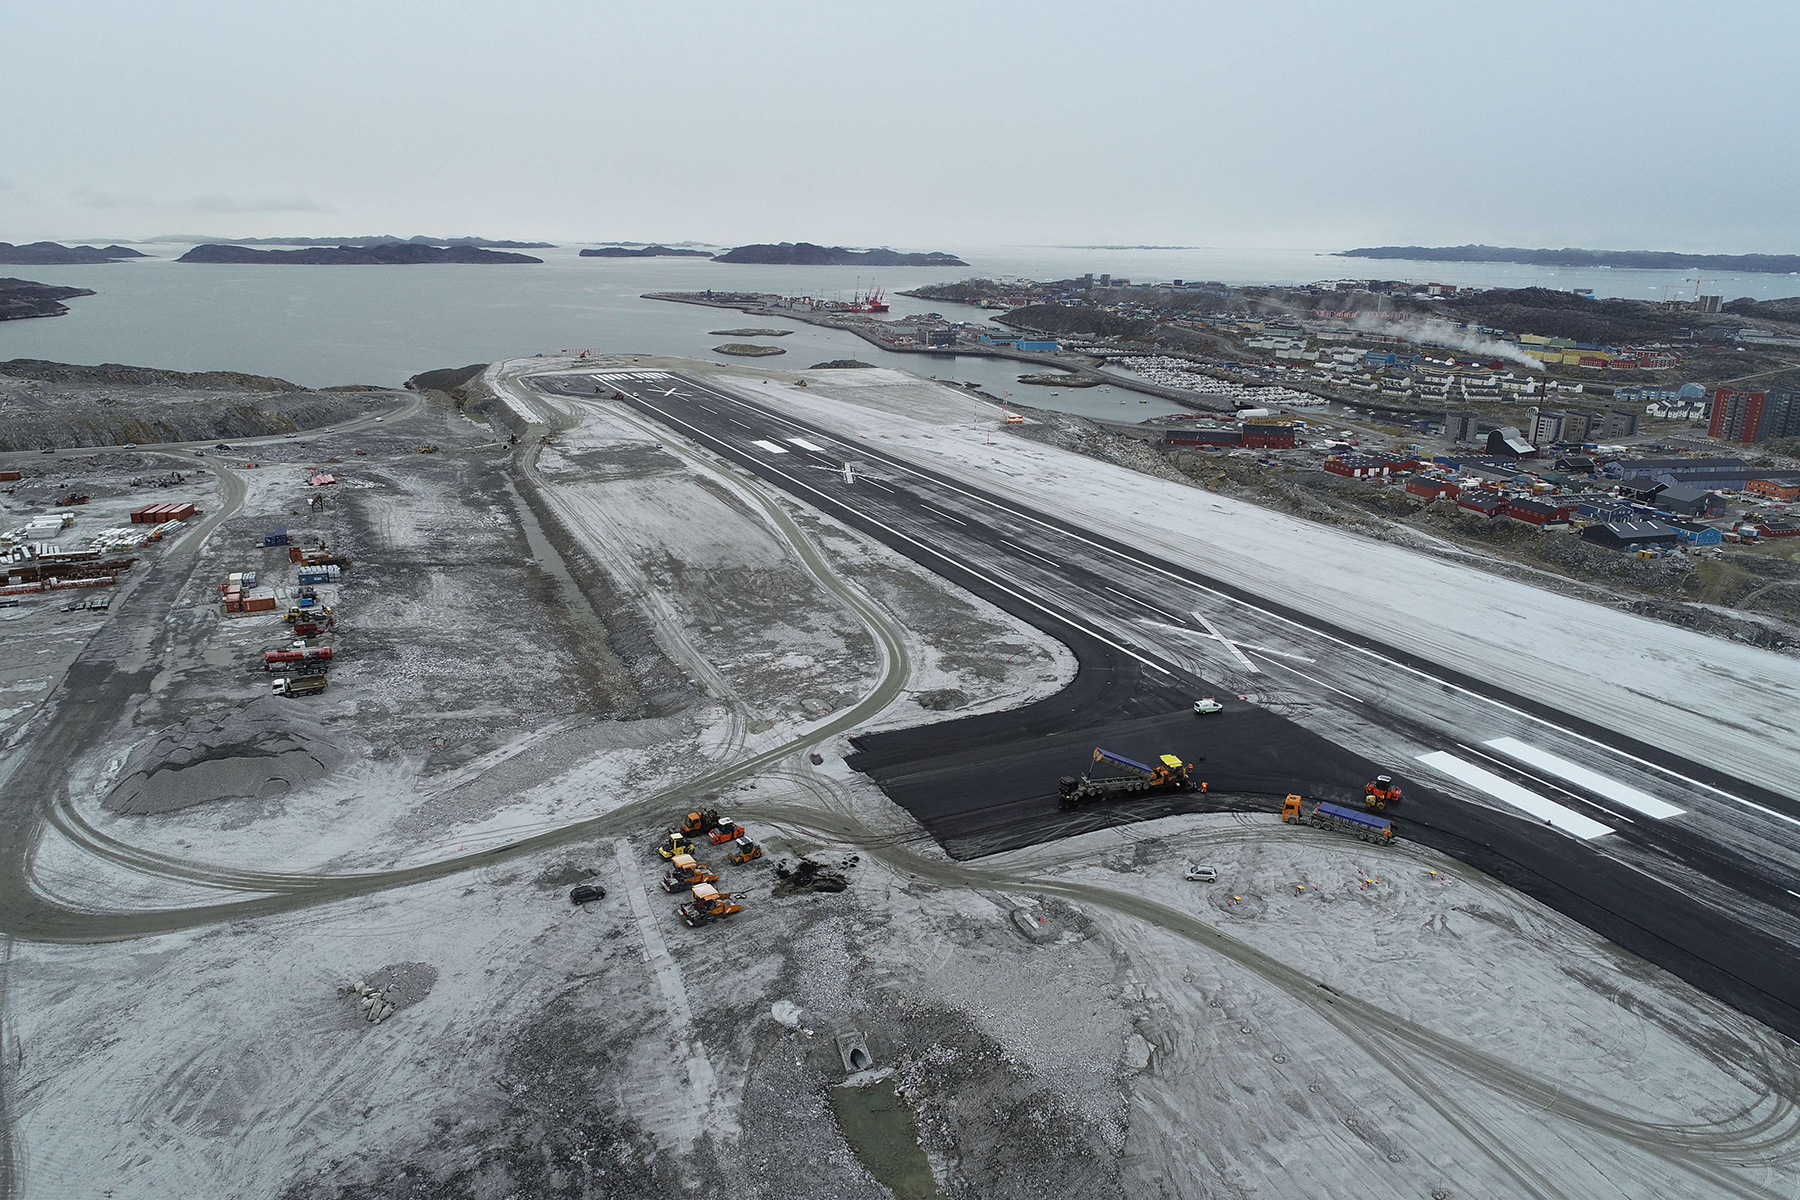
[545,368,1800,1040]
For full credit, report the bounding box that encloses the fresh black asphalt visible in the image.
[546,371,1800,1040]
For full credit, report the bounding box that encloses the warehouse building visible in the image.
[1654,485,1726,518]
[1582,519,1681,550]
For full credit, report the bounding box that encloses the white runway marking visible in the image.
[788,437,828,452]
[1483,737,1685,819]
[750,438,789,453]
[1191,611,1259,673]
[1416,751,1614,840]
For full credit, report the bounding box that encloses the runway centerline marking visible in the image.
[919,504,965,526]
[1482,737,1684,819]
[1416,751,1614,840]
[1004,539,1061,567]
[1101,586,1183,622]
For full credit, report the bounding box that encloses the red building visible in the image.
[1710,387,1768,443]
[1456,493,1507,517]
[1406,478,1459,500]
[1748,478,1800,501]
[1242,426,1298,449]
[1324,456,1393,478]
[1506,498,1575,526]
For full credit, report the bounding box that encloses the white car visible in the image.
[1193,695,1223,715]
[1184,864,1217,882]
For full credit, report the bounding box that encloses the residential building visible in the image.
[1603,408,1640,438]
[1709,387,1800,445]
[1443,411,1479,442]
[1526,408,1565,448]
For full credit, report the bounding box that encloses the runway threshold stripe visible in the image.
[750,439,789,453]
[789,437,828,452]
[1483,737,1685,819]
[1415,751,1614,840]
[1191,611,1259,674]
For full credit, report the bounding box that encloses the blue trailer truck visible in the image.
[1282,794,1394,844]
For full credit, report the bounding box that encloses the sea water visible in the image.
[4,242,1793,420]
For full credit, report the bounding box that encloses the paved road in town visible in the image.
[536,367,1800,1040]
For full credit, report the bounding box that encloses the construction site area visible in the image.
[0,356,1797,1199]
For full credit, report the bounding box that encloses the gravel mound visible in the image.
[104,698,346,815]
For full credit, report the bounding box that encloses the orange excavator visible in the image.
[1364,775,1403,810]
[679,883,744,927]
[660,853,718,893]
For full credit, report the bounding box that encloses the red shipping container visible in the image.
[0,470,21,482]
[243,595,278,612]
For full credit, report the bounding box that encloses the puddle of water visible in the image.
[830,1077,940,1200]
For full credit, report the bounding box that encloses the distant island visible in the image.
[714,242,967,267]
[581,245,713,258]
[0,278,97,320]
[713,343,785,357]
[1339,244,1800,275]
[176,243,543,265]
[156,234,554,249]
[0,241,147,265]
[709,328,791,337]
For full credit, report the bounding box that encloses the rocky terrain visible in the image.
[176,244,543,265]
[1340,243,1800,274]
[0,241,147,265]
[581,245,713,258]
[713,242,967,267]
[162,235,553,249]
[0,359,383,449]
[0,279,96,321]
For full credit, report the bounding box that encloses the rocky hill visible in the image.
[0,241,147,265]
[0,359,384,450]
[714,242,966,266]
[1341,244,1800,275]
[580,245,712,258]
[177,243,543,265]
[160,235,553,249]
[0,279,96,321]
[998,303,1153,340]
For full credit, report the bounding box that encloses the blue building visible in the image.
[1017,339,1059,352]
[1671,522,1723,546]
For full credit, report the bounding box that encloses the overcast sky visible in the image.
[5,0,1796,251]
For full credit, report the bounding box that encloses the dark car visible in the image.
[570,884,606,905]
[215,443,232,450]
[40,448,55,454]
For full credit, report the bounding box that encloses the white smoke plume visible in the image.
[1347,313,1544,370]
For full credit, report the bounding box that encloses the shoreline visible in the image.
[642,291,1237,414]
